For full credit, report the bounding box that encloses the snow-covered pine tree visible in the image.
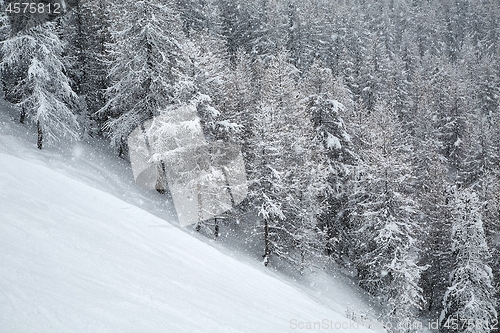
[408,65,454,316]
[100,0,188,155]
[440,187,497,333]
[429,59,470,184]
[184,30,241,143]
[301,60,356,261]
[181,30,244,234]
[1,22,79,149]
[57,0,111,137]
[251,49,328,269]
[225,48,258,150]
[353,101,426,330]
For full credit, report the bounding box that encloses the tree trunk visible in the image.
[300,249,305,276]
[263,218,270,266]
[37,120,43,150]
[20,108,26,124]
[214,218,219,238]
[118,137,127,159]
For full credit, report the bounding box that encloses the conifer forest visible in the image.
[1,0,500,331]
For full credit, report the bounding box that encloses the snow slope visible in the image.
[0,104,381,333]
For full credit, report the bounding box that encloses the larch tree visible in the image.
[353,101,426,330]
[1,22,79,149]
[101,0,188,155]
[251,49,328,269]
[182,30,243,234]
[408,66,454,316]
[58,0,111,137]
[440,187,497,333]
[301,59,356,262]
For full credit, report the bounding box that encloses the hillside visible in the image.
[0,104,380,333]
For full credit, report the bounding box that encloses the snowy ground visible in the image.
[0,103,382,333]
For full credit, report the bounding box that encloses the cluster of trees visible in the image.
[1,0,499,331]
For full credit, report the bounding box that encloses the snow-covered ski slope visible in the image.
[0,104,380,333]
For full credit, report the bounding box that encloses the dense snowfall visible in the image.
[1,0,500,332]
[0,102,380,332]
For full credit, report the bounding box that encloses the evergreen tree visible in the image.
[301,60,356,261]
[440,187,497,333]
[58,0,110,136]
[353,102,425,330]
[1,22,79,149]
[409,65,454,316]
[184,30,239,143]
[100,0,188,155]
[251,50,328,269]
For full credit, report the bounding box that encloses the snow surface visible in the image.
[0,102,381,333]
